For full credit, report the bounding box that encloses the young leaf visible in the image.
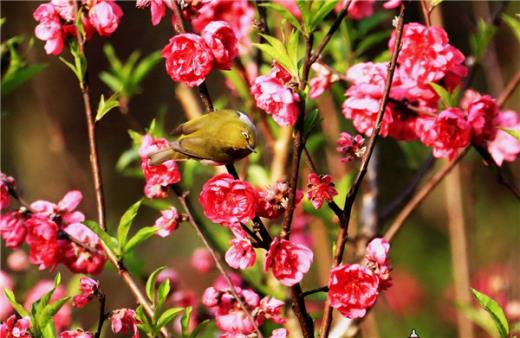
[156,307,184,330]
[259,2,302,32]
[472,288,509,338]
[146,267,165,303]
[1,64,47,96]
[4,289,29,317]
[470,19,497,61]
[190,319,211,338]
[96,92,121,122]
[181,307,193,338]
[303,108,321,138]
[500,128,520,141]
[59,56,82,82]
[309,0,339,31]
[124,226,158,254]
[39,296,71,330]
[83,220,119,253]
[502,14,520,43]
[117,199,143,250]
[135,305,153,335]
[156,279,171,311]
[429,82,451,108]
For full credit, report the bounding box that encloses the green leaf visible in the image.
[128,129,143,147]
[156,307,184,330]
[135,305,153,335]
[459,302,499,338]
[146,267,165,303]
[116,148,140,172]
[59,56,82,81]
[309,0,339,31]
[39,296,71,329]
[472,288,509,338]
[502,14,520,43]
[96,92,121,121]
[156,279,171,310]
[431,0,443,6]
[470,19,497,60]
[103,44,124,77]
[83,220,119,253]
[303,108,321,138]
[429,82,452,108]
[117,199,143,250]
[259,3,302,32]
[254,34,298,77]
[99,71,123,92]
[500,128,520,141]
[124,226,158,254]
[133,50,162,84]
[181,307,192,338]
[190,319,211,338]
[4,288,29,317]
[1,64,47,96]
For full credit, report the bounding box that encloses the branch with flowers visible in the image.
[2,1,520,338]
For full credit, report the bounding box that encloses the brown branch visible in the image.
[497,69,520,108]
[172,185,263,338]
[383,149,468,242]
[319,6,406,337]
[94,292,107,338]
[419,0,432,27]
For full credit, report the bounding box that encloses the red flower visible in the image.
[154,207,181,237]
[50,0,76,21]
[162,33,214,87]
[31,190,85,226]
[73,277,99,308]
[88,0,123,37]
[336,132,366,163]
[191,247,214,273]
[225,237,256,270]
[60,330,93,338]
[58,223,106,274]
[256,181,303,219]
[258,297,286,325]
[0,315,31,338]
[202,21,239,70]
[25,216,59,270]
[390,23,467,89]
[264,238,313,286]
[419,108,471,160]
[251,64,299,127]
[309,63,339,99]
[306,173,338,209]
[1,173,14,210]
[365,238,392,290]
[467,95,499,145]
[488,110,520,166]
[136,0,172,26]
[328,264,379,319]
[24,280,71,330]
[33,3,64,55]
[139,135,181,199]
[111,308,140,338]
[199,173,257,225]
[0,211,27,249]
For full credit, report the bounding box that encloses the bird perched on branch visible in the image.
[149,109,257,165]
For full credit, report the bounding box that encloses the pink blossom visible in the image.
[488,110,520,166]
[154,207,181,237]
[309,63,339,99]
[346,0,375,20]
[73,277,99,308]
[60,330,93,338]
[466,95,499,144]
[7,250,30,272]
[111,308,140,338]
[89,0,123,37]
[58,223,106,274]
[0,211,27,249]
[390,23,467,89]
[191,0,255,53]
[162,33,214,87]
[272,0,301,18]
[31,190,85,226]
[225,237,256,270]
[264,238,313,286]
[156,268,180,290]
[202,21,239,70]
[0,271,13,320]
[337,132,366,163]
[0,315,31,338]
[136,0,171,26]
[25,280,71,330]
[0,173,14,210]
[251,70,299,126]
[170,289,197,308]
[383,0,402,9]
[420,108,471,160]
[139,134,181,199]
[306,173,338,209]
[51,0,76,21]
[291,211,313,249]
[33,3,64,55]
[328,264,379,318]
[270,328,289,338]
[191,248,214,273]
[365,238,392,290]
[199,173,257,225]
[258,297,286,324]
[256,181,302,219]
[25,216,59,270]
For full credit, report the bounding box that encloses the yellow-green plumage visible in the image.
[149,109,257,165]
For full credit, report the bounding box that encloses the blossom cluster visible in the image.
[328,238,392,318]
[202,278,286,337]
[33,0,123,55]
[0,175,106,274]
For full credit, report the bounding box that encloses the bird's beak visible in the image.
[247,144,256,153]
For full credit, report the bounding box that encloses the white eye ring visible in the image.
[241,131,249,139]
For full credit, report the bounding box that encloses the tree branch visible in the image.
[319,6,406,337]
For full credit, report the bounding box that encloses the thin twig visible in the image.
[383,149,468,242]
[172,185,264,338]
[497,69,520,107]
[301,286,328,298]
[419,0,432,27]
[319,6,406,337]
[94,292,107,338]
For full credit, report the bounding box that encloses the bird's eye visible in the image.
[241,131,249,140]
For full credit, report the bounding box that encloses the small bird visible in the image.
[149,109,257,165]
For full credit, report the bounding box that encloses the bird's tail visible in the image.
[148,148,188,165]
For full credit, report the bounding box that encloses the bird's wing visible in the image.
[172,137,231,162]
[171,110,238,136]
